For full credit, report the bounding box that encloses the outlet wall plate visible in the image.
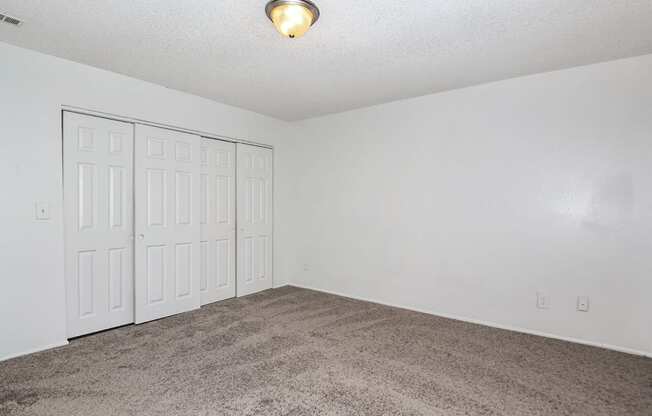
[536,292,551,309]
[577,296,590,312]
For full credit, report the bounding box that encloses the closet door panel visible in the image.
[199,138,236,305]
[63,112,134,337]
[135,125,200,323]
[236,144,273,297]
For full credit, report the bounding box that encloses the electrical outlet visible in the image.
[577,296,590,312]
[536,293,550,309]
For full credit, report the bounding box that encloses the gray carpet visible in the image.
[1,286,651,416]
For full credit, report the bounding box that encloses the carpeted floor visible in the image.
[1,286,651,415]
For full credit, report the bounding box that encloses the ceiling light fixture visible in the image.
[265,0,320,39]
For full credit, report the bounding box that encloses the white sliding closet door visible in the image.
[134,125,201,323]
[63,112,134,337]
[200,138,236,305]
[236,144,273,296]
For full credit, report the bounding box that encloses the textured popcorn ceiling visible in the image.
[1,1,651,121]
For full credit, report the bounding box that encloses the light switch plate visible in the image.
[35,202,50,220]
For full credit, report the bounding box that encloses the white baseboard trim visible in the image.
[290,284,651,358]
[1,340,69,362]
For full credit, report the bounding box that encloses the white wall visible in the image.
[2,40,650,362]
[290,54,652,356]
[0,41,299,360]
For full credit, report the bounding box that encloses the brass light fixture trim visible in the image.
[265,0,320,39]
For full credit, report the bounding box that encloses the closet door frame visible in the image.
[61,107,274,335]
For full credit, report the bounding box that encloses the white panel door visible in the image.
[200,138,236,305]
[236,144,273,296]
[63,112,134,337]
[134,125,201,323]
